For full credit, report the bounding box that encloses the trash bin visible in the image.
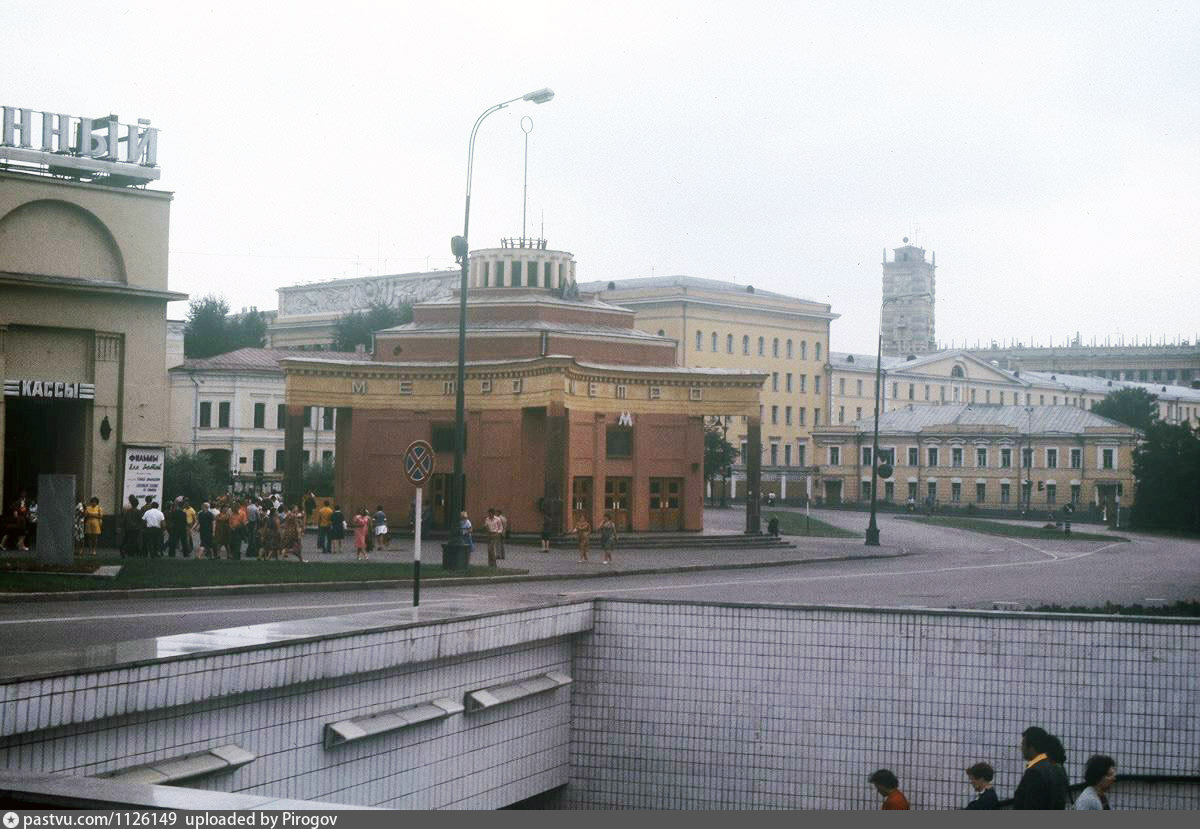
[441,540,471,571]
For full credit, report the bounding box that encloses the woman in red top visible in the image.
[869,769,910,809]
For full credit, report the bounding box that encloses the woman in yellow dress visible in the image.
[84,496,103,557]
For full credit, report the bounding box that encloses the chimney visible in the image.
[354,344,366,355]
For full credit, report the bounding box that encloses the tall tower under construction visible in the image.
[881,239,936,357]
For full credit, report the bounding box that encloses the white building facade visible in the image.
[168,348,371,492]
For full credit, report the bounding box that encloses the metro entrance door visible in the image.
[648,477,682,530]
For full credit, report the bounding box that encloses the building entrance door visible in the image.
[429,473,463,531]
[1096,483,1118,525]
[603,477,631,531]
[2,398,89,510]
[571,477,593,522]
[823,479,842,505]
[648,477,682,530]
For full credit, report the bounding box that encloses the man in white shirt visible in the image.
[142,501,165,558]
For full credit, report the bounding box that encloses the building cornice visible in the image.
[0,271,186,302]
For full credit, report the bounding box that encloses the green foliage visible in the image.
[897,514,1125,541]
[1091,387,1159,432]
[302,458,335,496]
[1030,601,1200,618]
[331,302,413,352]
[163,449,224,506]
[1131,421,1200,532]
[703,421,739,484]
[183,294,267,358]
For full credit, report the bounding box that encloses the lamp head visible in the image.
[523,88,555,104]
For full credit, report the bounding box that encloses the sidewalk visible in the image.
[0,524,907,601]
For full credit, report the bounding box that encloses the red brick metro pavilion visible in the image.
[279,242,767,537]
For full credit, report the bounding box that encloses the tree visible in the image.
[1092,387,1160,432]
[163,449,223,506]
[302,458,335,497]
[1131,421,1200,533]
[703,420,739,506]
[331,302,413,352]
[183,295,267,358]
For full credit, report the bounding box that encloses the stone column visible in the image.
[745,416,762,534]
[544,403,568,532]
[283,404,306,508]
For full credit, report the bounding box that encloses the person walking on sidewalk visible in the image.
[496,508,508,560]
[196,501,214,559]
[484,508,503,567]
[330,504,346,554]
[315,500,333,554]
[540,509,554,552]
[599,512,617,565]
[573,513,591,562]
[373,505,389,550]
[83,497,103,557]
[353,507,370,560]
[120,495,142,558]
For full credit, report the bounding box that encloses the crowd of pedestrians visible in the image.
[869,726,1120,810]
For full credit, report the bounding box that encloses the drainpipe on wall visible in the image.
[189,373,201,453]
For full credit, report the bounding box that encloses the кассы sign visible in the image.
[3,379,96,400]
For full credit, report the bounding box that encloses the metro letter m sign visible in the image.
[351,380,368,394]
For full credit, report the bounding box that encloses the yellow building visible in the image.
[580,277,836,499]
[1,168,181,527]
[812,404,1138,520]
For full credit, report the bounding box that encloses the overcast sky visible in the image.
[6,1,1199,352]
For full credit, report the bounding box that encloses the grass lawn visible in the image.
[0,557,524,593]
[895,514,1127,542]
[766,512,862,538]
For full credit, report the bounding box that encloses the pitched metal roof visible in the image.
[376,319,670,341]
[577,275,821,304]
[1020,370,1200,403]
[838,404,1136,434]
[171,347,373,373]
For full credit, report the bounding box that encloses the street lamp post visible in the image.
[865,293,930,546]
[443,88,554,570]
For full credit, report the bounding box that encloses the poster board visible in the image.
[122,445,165,507]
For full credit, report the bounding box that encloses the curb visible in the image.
[0,550,910,604]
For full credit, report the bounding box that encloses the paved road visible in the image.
[1,509,1196,656]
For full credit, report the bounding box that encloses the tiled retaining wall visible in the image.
[0,603,591,809]
[563,600,1199,810]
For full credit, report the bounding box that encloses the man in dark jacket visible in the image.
[1013,726,1068,809]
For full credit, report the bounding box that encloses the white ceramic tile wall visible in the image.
[561,601,1200,810]
[0,604,590,809]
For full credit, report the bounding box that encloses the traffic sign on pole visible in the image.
[403,440,435,607]
[403,440,434,486]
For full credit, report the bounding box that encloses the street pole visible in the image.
[444,88,554,570]
[413,486,422,607]
[865,323,884,546]
[867,292,930,547]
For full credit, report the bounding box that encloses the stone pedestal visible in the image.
[36,474,76,565]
